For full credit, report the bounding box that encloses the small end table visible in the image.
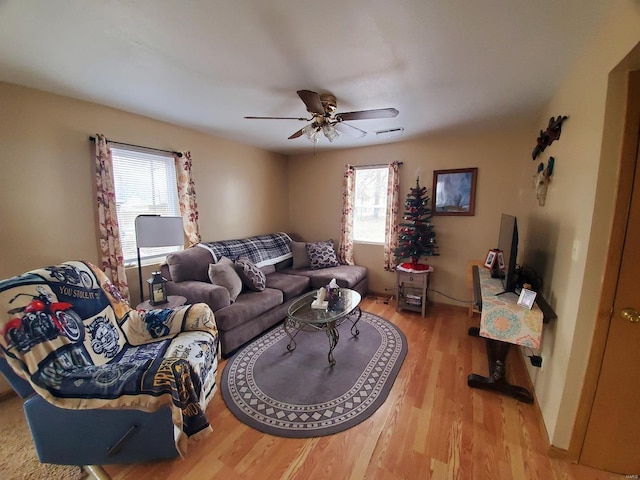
[136,295,187,310]
[396,266,433,318]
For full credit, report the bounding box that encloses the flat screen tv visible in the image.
[497,213,518,295]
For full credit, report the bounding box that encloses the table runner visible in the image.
[478,268,543,348]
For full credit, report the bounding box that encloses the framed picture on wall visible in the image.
[432,167,478,216]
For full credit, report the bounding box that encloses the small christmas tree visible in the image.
[395,177,439,266]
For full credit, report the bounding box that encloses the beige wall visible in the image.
[517,2,640,449]
[288,128,532,304]
[0,81,289,280]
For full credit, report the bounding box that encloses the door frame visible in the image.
[568,71,640,462]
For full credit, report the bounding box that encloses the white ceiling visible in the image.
[0,1,610,155]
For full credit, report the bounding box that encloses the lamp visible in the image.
[134,215,184,304]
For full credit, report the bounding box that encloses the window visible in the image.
[111,146,181,264]
[353,167,389,244]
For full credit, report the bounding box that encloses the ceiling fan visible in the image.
[245,90,399,143]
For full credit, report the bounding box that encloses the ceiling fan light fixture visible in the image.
[322,124,339,142]
[302,124,320,143]
[247,89,398,144]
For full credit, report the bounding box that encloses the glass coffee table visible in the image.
[285,288,362,366]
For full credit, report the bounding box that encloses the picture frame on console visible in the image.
[484,249,498,269]
[432,167,478,216]
[497,251,505,271]
[517,288,537,309]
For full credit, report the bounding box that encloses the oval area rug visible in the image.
[221,310,407,437]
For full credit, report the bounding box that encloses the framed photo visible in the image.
[517,288,537,310]
[497,251,505,270]
[432,167,478,216]
[484,249,498,269]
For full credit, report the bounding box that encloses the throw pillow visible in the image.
[208,257,243,302]
[166,246,212,283]
[306,240,339,270]
[290,241,310,269]
[235,257,266,291]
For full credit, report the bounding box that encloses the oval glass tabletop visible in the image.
[287,288,361,325]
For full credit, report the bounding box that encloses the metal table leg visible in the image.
[284,318,302,352]
[326,321,339,366]
[348,306,362,336]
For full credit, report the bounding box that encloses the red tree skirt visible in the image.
[398,262,432,272]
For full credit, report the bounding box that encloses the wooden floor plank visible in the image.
[103,299,623,480]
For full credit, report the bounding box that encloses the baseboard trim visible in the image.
[511,349,552,449]
[366,290,394,299]
[548,445,570,459]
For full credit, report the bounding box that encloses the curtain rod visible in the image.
[89,136,183,157]
[353,161,403,169]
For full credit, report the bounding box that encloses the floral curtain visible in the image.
[174,151,201,246]
[337,164,355,265]
[94,134,130,300]
[384,161,401,271]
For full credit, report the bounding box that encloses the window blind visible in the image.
[353,167,389,244]
[111,145,181,264]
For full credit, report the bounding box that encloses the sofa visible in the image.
[0,260,219,466]
[161,233,368,357]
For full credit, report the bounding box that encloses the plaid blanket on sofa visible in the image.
[198,232,293,267]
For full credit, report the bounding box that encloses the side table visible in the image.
[136,295,187,310]
[396,267,432,317]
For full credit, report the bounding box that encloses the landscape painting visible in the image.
[432,167,478,216]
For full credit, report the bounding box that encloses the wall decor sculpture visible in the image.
[532,115,568,160]
[534,157,555,206]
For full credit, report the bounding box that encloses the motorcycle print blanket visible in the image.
[0,261,219,457]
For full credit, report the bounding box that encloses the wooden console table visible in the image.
[467,265,556,403]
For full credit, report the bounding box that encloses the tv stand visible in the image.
[467,265,556,403]
[494,290,513,296]
[467,326,534,403]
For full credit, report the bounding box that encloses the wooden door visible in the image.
[580,74,640,474]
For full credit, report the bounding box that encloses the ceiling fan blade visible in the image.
[288,128,305,139]
[297,90,325,115]
[336,108,399,121]
[333,122,367,138]
[244,116,310,120]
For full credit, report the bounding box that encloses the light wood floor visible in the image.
[104,298,622,480]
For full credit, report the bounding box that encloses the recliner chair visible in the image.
[0,261,219,475]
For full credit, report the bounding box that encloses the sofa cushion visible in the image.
[235,257,266,291]
[265,272,311,301]
[166,247,213,283]
[281,265,368,290]
[260,264,276,275]
[214,288,283,331]
[291,241,310,269]
[306,240,339,270]
[208,257,243,302]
